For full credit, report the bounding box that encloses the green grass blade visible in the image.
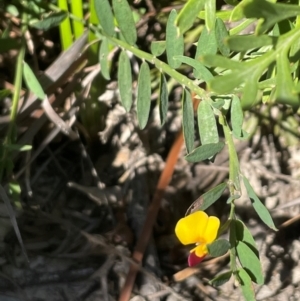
[57,0,73,50]
[70,0,84,38]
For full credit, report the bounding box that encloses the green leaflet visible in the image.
[243,176,277,231]
[185,142,225,162]
[210,271,232,287]
[182,89,194,153]
[207,239,230,257]
[236,241,264,285]
[118,51,132,112]
[195,26,217,59]
[187,182,227,214]
[205,0,216,32]
[174,55,213,82]
[198,182,227,211]
[176,0,205,34]
[241,78,258,110]
[197,100,219,145]
[158,73,168,126]
[231,96,243,138]
[23,61,45,100]
[215,18,230,57]
[150,41,166,57]
[94,0,115,36]
[234,219,259,257]
[236,268,256,301]
[275,50,299,110]
[137,62,151,129]
[227,35,276,52]
[112,0,137,45]
[29,11,68,31]
[209,71,243,94]
[202,54,242,70]
[166,10,184,69]
[99,38,111,80]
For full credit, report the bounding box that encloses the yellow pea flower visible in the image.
[175,211,220,266]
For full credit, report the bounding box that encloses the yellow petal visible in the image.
[203,216,220,244]
[194,244,208,258]
[175,211,208,245]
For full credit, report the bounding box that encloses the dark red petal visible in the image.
[188,251,206,267]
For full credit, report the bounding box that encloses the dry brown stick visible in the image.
[118,132,184,301]
[118,97,199,301]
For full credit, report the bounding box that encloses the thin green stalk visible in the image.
[58,0,73,50]
[229,19,255,35]
[219,113,241,194]
[0,10,28,182]
[107,35,208,98]
[70,0,84,39]
[229,202,235,219]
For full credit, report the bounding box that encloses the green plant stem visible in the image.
[229,19,255,35]
[107,35,208,98]
[219,113,241,194]
[229,202,235,219]
[0,10,28,183]
[57,0,73,50]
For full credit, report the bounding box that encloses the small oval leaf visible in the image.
[118,51,132,111]
[210,271,232,287]
[94,0,115,36]
[158,73,168,125]
[198,100,218,145]
[215,18,230,57]
[187,182,227,214]
[99,38,111,80]
[176,0,205,34]
[113,0,137,45]
[137,62,151,129]
[199,182,227,211]
[236,241,264,285]
[166,10,184,69]
[185,142,225,162]
[207,239,230,257]
[243,176,277,231]
[23,61,45,100]
[231,95,243,138]
[241,79,258,110]
[195,26,218,59]
[182,89,194,153]
[234,219,258,257]
[275,52,299,110]
[174,55,213,82]
[30,11,68,30]
[150,41,166,56]
[236,268,256,301]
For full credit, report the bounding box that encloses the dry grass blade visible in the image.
[41,95,77,139]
